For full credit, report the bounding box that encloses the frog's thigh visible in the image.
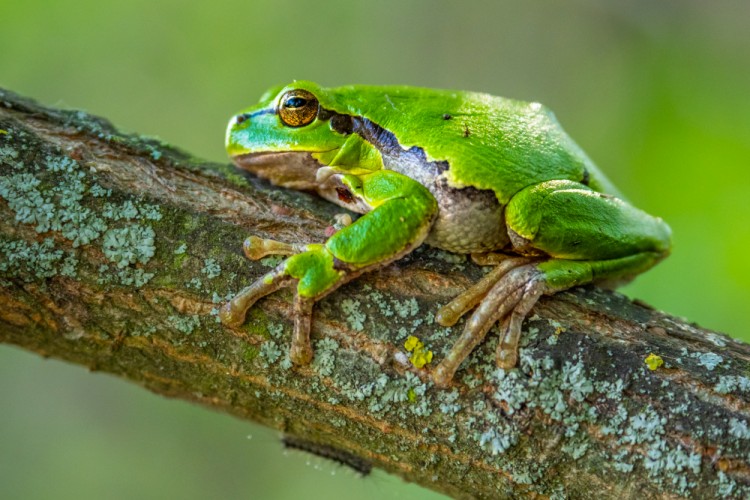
[506,179,671,287]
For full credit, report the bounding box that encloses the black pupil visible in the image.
[285,97,306,108]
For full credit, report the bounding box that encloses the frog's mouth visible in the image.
[232,151,372,214]
[232,151,324,190]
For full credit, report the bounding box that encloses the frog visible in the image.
[219,80,671,388]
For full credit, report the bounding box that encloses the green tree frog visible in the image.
[220,81,671,387]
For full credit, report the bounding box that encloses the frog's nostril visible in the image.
[236,113,250,124]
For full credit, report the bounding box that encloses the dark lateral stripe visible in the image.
[347,112,449,173]
[320,106,427,159]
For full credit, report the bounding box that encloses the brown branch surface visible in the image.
[1,88,749,499]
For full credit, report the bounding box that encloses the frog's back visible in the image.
[324,84,619,203]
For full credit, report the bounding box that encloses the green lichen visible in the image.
[0,142,160,289]
[59,253,79,277]
[96,263,154,287]
[266,322,284,339]
[186,277,203,290]
[616,407,701,494]
[312,338,339,377]
[167,314,200,335]
[694,351,724,371]
[138,203,162,221]
[259,255,284,268]
[102,224,156,268]
[0,154,110,247]
[259,340,282,367]
[146,144,163,161]
[0,237,68,281]
[0,173,54,230]
[437,389,462,415]
[201,258,221,279]
[714,375,750,395]
[88,183,111,198]
[728,418,750,440]
[392,297,419,319]
[340,298,366,332]
[115,267,155,287]
[561,439,589,460]
[102,200,139,220]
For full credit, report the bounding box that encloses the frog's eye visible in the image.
[278,89,319,127]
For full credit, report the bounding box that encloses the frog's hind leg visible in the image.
[431,179,671,387]
[432,264,547,386]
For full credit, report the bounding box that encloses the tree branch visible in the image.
[1,87,749,499]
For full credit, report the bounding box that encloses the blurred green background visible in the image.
[1,1,748,498]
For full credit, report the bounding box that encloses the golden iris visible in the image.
[278,89,319,127]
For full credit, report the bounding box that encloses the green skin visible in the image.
[220,81,671,387]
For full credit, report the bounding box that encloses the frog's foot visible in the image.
[220,272,314,365]
[221,244,343,365]
[435,256,536,327]
[221,286,315,365]
[432,264,547,387]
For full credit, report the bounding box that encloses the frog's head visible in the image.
[226,81,352,190]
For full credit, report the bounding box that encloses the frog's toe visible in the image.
[243,236,304,260]
[431,362,456,389]
[220,267,293,328]
[495,278,545,369]
[290,295,314,365]
[495,316,517,369]
[219,301,247,328]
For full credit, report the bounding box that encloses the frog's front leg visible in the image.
[432,180,671,387]
[221,170,438,365]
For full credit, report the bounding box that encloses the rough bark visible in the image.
[1,87,749,499]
